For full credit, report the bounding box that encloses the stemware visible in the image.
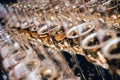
[57,13,87,80]
[0,33,20,59]
[29,39,62,80]
[1,29,20,58]
[81,29,117,68]
[0,42,20,59]
[102,38,120,76]
[97,0,118,18]
[2,51,28,71]
[81,29,118,79]
[66,21,95,41]
[47,47,78,79]
[9,59,41,80]
[0,30,10,47]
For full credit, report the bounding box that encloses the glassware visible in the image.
[0,37,20,59]
[0,30,9,48]
[29,39,61,80]
[9,59,41,80]
[81,29,117,68]
[2,51,28,71]
[102,38,120,76]
[47,47,77,79]
[66,21,95,42]
[58,14,86,80]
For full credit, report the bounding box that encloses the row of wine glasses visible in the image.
[0,0,120,79]
[0,26,81,80]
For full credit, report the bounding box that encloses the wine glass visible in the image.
[9,59,41,80]
[31,38,77,79]
[47,47,78,79]
[81,29,117,68]
[102,38,120,76]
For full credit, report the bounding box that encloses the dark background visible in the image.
[0,0,17,4]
